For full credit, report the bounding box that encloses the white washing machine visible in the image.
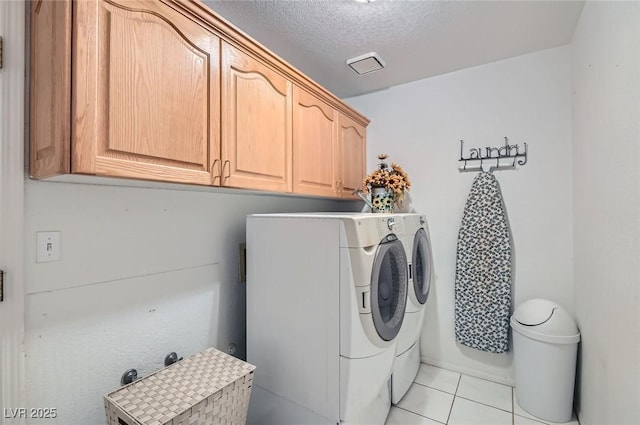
[392,213,434,404]
[246,213,408,425]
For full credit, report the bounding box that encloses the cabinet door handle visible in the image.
[212,159,221,184]
[222,160,231,182]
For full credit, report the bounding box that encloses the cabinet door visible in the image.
[221,42,292,192]
[338,114,366,199]
[72,0,221,185]
[292,87,338,197]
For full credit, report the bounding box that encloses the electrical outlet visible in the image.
[36,231,61,263]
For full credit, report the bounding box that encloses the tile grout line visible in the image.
[393,405,446,425]
[445,374,462,424]
[412,380,458,396]
[454,374,462,395]
[454,395,513,414]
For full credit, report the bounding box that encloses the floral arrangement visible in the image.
[362,154,411,204]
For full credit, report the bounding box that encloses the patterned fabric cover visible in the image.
[455,171,512,353]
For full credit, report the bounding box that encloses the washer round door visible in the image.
[412,228,433,305]
[370,234,408,341]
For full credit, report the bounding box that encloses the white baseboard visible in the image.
[420,355,515,387]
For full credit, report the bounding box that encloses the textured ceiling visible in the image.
[204,0,585,98]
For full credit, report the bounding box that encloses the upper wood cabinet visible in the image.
[338,114,367,199]
[73,0,221,185]
[31,0,221,184]
[221,42,292,192]
[292,86,338,197]
[30,0,369,198]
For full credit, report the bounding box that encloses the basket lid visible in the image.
[105,348,255,424]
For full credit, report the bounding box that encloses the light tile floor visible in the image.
[386,364,580,425]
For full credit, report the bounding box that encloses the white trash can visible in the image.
[511,299,580,423]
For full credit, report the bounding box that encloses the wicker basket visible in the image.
[104,348,256,425]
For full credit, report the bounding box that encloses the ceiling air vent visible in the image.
[346,52,385,75]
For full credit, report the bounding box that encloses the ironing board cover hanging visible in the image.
[455,171,512,353]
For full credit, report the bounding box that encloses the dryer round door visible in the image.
[370,234,408,341]
[412,228,433,305]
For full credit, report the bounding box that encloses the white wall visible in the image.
[571,2,640,424]
[346,46,573,383]
[23,179,356,425]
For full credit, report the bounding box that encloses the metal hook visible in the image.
[459,137,528,172]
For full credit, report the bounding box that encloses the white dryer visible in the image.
[246,213,408,425]
[392,213,434,404]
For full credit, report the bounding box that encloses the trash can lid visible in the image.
[511,298,580,344]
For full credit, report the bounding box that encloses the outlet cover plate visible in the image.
[36,231,61,263]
